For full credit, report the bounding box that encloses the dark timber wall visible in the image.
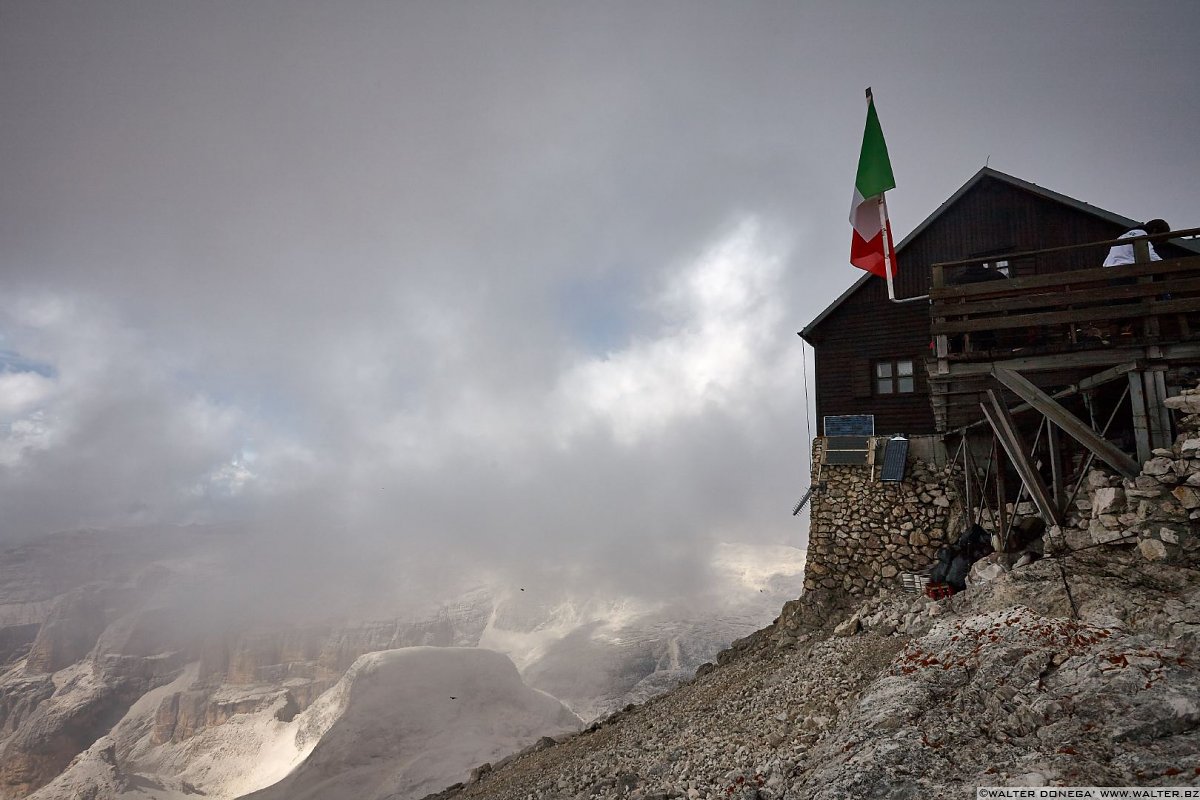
[803,174,1189,435]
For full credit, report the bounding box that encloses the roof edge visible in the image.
[799,167,1197,340]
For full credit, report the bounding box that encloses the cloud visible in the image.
[554,218,789,447]
[0,370,55,417]
[0,294,251,535]
[0,212,809,614]
[2,1,1195,615]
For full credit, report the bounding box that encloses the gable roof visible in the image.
[798,167,1194,341]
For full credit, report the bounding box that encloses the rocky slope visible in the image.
[424,553,1200,800]
[423,395,1200,800]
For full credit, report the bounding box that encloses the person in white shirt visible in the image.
[1103,219,1170,266]
[1099,219,1172,340]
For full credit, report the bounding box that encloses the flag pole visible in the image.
[873,120,927,305]
[855,87,926,303]
[878,195,897,300]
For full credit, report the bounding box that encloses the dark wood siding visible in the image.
[806,175,1177,435]
[810,285,931,435]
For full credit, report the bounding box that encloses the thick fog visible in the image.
[2,1,1198,613]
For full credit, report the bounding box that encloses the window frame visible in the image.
[874,358,916,396]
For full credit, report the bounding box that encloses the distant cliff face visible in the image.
[0,589,498,799]
[241,648,582,800]
[0,528,804,800]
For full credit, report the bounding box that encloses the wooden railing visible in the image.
[929,229,1200,365]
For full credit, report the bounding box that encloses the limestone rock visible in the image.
[1171,485,1200,510]
[833,615,861,638]
[966,554,1006,586]
[1091,487,1126,517]
[25,585,119,675]
[1164,394,1200,414]
[1089,518,1128,545]
[1143,457,1174,476]
[1139,538,1169,561]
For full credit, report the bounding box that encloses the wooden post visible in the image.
[982,390,1061,528]
[1148,367,1173,451]
[1133,239,1161,341]
[961,433,971,518]
[1133,238,1151,263]
[1047,422,1064,513]
[993,436,1007,547]
[1129,370,1151,465]
[932,264,950,375]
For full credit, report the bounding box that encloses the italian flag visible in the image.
[849,91,896,278]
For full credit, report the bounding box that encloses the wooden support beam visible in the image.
[938,342,1200,378]
[992,366,1141,478]
[1129,370,1151,465]
[1133,240,1162,341]
[1047,422,1064,513]
[931,296,1200,335]
[981,389,1061,527]
[930,256,1200,300]
[993,436,1007,544]
[1076,362,1143,393]
[933,276,1200,318]
[932,264,950,374]
[950,362,1140,434]
[1149,368,1173,451]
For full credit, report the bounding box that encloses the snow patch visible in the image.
[241,647,581,800]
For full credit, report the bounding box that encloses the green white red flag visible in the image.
[849,91,896,278]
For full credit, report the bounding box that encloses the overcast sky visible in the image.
[1,1,1197,607]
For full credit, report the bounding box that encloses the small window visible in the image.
[897,359,914,393]
[875,362,893,394]
[875,359,915,395]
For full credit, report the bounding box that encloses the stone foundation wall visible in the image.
[805,382,1200,600]
[803,444,964,596]
[1049,383,1200,564]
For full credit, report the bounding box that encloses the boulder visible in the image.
[1172,486,1200,510]
[1164,394,1200,414]
[1091,487,1125,517]
[966,554,1006,586]
[1143,457,1174,476]
[1138,538,1169,561]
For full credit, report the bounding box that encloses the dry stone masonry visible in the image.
[1048,382,1200,567]
[804,450,963,596]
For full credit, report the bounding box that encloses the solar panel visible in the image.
[879,436,909,482]
[826,449,871,465]
[823,415,874,437]
[826,436,871,450]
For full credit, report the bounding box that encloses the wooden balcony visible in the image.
[927,229,1200,436]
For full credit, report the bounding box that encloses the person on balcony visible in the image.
[1101,219,1171,340]
[1103,219,1170,266]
